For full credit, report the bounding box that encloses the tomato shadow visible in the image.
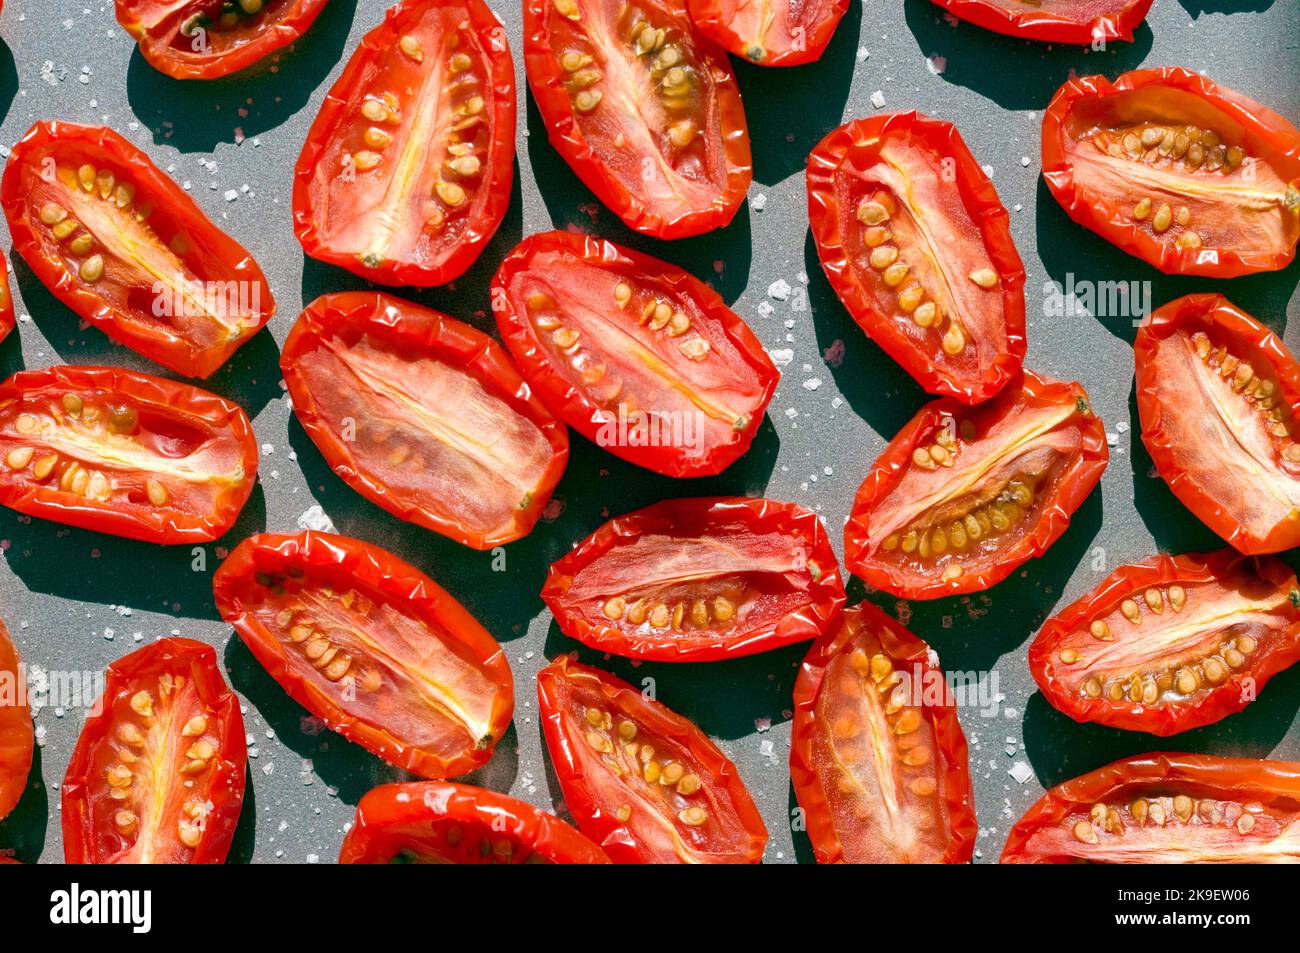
[0,743,49,863]
[226,761,258,864]
[1178,0,1278,13]
[0,41,17,133]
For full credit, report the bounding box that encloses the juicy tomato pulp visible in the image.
[339,781,610,864]
[807,112,1026,405]
[1031,550,1300,736]
[0,366,257,544]
[0,620,34,824]
[523,0,751,238]
[845,371,1108,599]
[493,231,777,477]
[1136,294,1300,554]
[1,122,274,378]
[1043,68,1300,277]
[281,292,568,549]
[537,655,767,863]
[1002,753,1300,863]
[213,531,514,779]
[293,0,515,286]
[791,603,978,863]
[62,639,246,864]
[686,0,848,66]
[543,497,845,661]
[927,0,1153,44]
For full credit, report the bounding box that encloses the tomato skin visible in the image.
[686,0,848,66]
[62,638,247,864]
[0,250,14,344]
[927,0,1152,43]
[281,292,568,549]
[0,121,275,378]
[0,619,34,824]
[807,111,1027,405]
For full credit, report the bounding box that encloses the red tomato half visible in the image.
[213,531,514,779]
[1002,753,1300,863]
[791,603,978,863]
[339,781,610,863]
[523,0,752,238]
[0,365,258,544]
[807,112,1026,405]
[845,371,1108,599]
[281,292,568,549]
[1030,550,1300,736]
[0,250,14,344]
[116,0,332,80]
[293,0,515,286]
[62,638,246,864]
[1,122,275,378]
[493,231,777,477]
[686,0,848,67]
[927,0,1152,44]
[543,496,845,661]
[1042,68,1300,277]
[1136,294,1300,554]
[0,619,33,824]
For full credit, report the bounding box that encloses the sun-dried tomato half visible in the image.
[492,231,778,477]
[1002,753,1300,863]
[686,0,848,66]
[0,365,258,544]
[0,618,33,825]
[1043,67,1300,277]
[807,112,1026,405]
[213,531,514,779]
[281,292,568,549]
[845,371,1108,599]
[293,0,515,286]
[927,0,1152,44]
[0,251,14,344]
[523,0,752,238]
[1,122,275,378]
[1030,550,1300,736]
[1136,294,1300,554]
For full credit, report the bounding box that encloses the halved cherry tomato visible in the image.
[62,638,246,864]
[493,231,777,477]
[927,0,1152,44]
[213,530,514,778]
[1136,294,1300,554]
[0,619,33,824]
[1,122,275,378]
[1002,753,1300,863]
[281,292,568,549]
[686,0,848,66]
[543,497,845,661]
[339,781,610,863]
[0,251,14,344]
[293,0,515,286]
[1042,68,1300,277]
[523,0,752,238]
[807,112,1026,405]
[116,0,332,80]
[537,655,767,863]
[0,365,258,544]
[791,602,977,863]
[1031,550,1300,736]
[845,371,1108,599]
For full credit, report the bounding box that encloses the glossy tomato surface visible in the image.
[281,292,568,549]
[1,122,275,378]
[213,531,514,779]
[1136,294,1300,554]
[928,0,1152,44]
[687,0,848,66]
[293,0,515,286]
[1030,550,1300,736]
[493,231,777,477]
[0,250,14,344]
[62,638,246,864]
[1042,68,1300,277]
[845,371,1108,599]
[0,619,33,824]
[537,655,767,863]
[808,112,1026,405]
[0,365,257,544]
[543,496,845,661]
[791,603,978,863]
[523,0,751,238]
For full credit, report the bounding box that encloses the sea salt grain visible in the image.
[1009,761,1034,784]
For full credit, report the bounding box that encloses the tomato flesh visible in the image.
[0,251,14,345]
[928,0,1153,43]
[0,620,33,824]
[687,0,848,66]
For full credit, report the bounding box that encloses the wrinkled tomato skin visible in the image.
[1030,550,1300,736]
[543,497,844,661]
[116,0,332,80]
[807,112,1027,405]
[537,655,768,863]
[213,531,514,779]
[0,619,34,824]
[62,638,247,864]
[686,0,848,67]
[1042,68,1300,277]
[928,0,1152,43]
[1,122,275,378]
[293,0,515,286]
[339,781,610,864]
[0,251,14,344]
[281,292,568,549]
